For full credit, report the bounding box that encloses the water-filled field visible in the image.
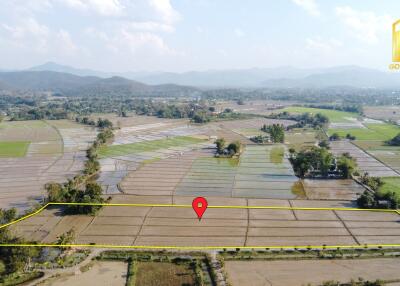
[175,145,304,199]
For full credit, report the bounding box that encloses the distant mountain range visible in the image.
[0,62,399,95]
[0,70,198,97]
[25,62,400,88]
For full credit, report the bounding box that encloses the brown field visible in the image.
[136,262,196,286]
[302,179,365,200]
[40,261,127,286]
[10,196,400,247]
[330,140,398,177]
[363,106,400,122]
[0,120,96,211]
[225,258,400,286]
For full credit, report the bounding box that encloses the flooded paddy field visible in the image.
[0,120,96,211]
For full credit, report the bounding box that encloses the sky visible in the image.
[0,0,398,72]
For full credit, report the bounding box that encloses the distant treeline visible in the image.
[303,104,363,114]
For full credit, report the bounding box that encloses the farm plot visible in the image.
[174,145,304,199]
[364,106,400,122]
[302,179,365,200]
[329,123,400,141]
[97,121,212,194]
[0,120,96,211]
[285,128,319,151]
[225,258,400,286]
[330,141,398,177]
[136,262,196,286]
[279,107,359,123]
[353,141,400,175]
[40,261,127,286]
[10,197,400,248]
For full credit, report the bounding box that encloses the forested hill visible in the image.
[0,71,199,97]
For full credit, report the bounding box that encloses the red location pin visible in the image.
[192,197,208,221]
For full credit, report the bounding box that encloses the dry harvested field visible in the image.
[330,141,398,177]
[0,120,96,211]
[40,261,127,286]
[363,106,400,122]
[136,262,196,286]
[214,100,294,116]
[302,179,365,200]
[10,196,400,247]
[225,258,400,286]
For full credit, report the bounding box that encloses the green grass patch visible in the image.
[270,146,284,164]
[280,107,358,123]
[0,141,30,157]
[379,177,400,196]
[99,136,205,158]
[329,123,400,141]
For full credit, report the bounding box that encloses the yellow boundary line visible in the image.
[1,202,399,249]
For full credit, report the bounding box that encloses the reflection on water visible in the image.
[214,157,240,167]
[291,180,307,199]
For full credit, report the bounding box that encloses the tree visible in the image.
[386,133,400,146]
[289,146,334,178]
[337,154,357,179]
[45,182,65,202]
[329,133,340,141]
[215,138,226,154]
[57,228,76,245]
[227,141,242,155]
[265,124,285,143]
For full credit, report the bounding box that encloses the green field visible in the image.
[0,141,30,157]
[379,177,400,196]
[329,123,400,141]
[280,107,358,123]
[99,136,205,158]
[285,128,319,151]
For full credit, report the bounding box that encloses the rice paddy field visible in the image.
[285,128,319,151]
[0,120,96,211]
[330,141,398,177]
[10,195,400,247]
[279,106,359,123]
[0,141,30,157]
[225,258,400,286]
[329,123,400,141]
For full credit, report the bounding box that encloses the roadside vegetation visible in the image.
[46,120,114,215]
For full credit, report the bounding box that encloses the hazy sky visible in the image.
[0,0,398,72]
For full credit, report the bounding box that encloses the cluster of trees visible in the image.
[304,104,363,114]
[386,133,400,146]
[46,121,114,215]
[266,112,329,129]
[357,173,399,209]
[0,208,40,276]
[9,105,69,121]
[214,138,243,157]
[289,147,358,179]
[75,117,113,129]
[261,124,285,143]
[329,133,356,141]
